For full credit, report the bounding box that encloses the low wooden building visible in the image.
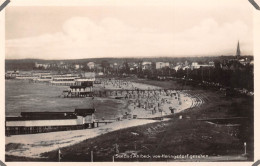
[6,108,96,135]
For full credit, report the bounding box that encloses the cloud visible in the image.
[6,17,253,59]
[172,18,252,55]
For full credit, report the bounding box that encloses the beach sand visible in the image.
[6,119,159,158]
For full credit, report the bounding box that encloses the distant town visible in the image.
[5,42,254,95]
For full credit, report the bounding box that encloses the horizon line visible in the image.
[5,54,254,61]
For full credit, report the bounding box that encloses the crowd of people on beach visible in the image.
[96,78,185,118]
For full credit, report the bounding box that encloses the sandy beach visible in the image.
[6,119,160,158]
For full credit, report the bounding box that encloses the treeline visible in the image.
[137,61,253,91]
[5,59,36,71]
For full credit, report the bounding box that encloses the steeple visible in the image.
[236,41,241,59]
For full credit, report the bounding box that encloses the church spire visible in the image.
[236,41,241,59]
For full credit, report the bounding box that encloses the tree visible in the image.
[123,60,130,74]
[101,60,110,74]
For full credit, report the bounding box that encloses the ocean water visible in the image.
[5,80,127,119]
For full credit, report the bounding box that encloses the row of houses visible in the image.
[34,61,215,71]
[132,58,252,72]
[139,61,215,71]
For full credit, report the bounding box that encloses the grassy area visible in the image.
[6,79,254,162]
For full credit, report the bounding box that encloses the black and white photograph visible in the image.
[1,0,259,164]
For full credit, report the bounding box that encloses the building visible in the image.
[69,83,93,97]
[142,62,152,70]
[191,62,200,69]
[49,72,95,87]
[174,65,182,71]
[5,70,19,79]
[87,62,95,70]
[16,73,38,80]
[236,41,241,59]
[234,41,253,66]
[209,61,215,67]
[191,62,214,69]
[5,108,96,135]
[75,64,80,70]
[50,74,80,86]
[82,72,95,79]
[36,75,53,83]
[113,63,118,69]
[182,66,190,70]
[62,77,94,97]
[155,62,170,69]
[238,58,252,66]
[95,64,103,72]
[35,62,50,69]
[32,71,51,77]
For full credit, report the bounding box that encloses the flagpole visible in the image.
[58,149,61,162]
[91,151,93,162]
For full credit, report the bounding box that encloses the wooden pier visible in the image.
[93,89,179,97]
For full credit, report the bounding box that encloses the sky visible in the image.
[5,0,254,60]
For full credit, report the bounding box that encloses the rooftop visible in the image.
[75,108,95,116]
[6,109,96,121]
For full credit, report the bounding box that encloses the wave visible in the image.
[11,94,29,98]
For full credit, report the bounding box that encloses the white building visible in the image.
[191,62,214,69]
[35,62,49,69]
[82,72,95,79]
[142,62,152,70]
[174,65,182,71]
[75,64,80,69]
[87,62,95,69]
[191,62,200,69]
[182,66,190,70]
[142,62,152,65]
[209,61,215,67]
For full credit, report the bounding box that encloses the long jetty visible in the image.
[92,89,181,97]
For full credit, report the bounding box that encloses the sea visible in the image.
[5,80,127,119]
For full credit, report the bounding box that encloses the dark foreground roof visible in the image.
[6,109,95,121]
[70,86,87,89]
[75,108,95,116]
[21,111,75,117]
[6,115,77,121]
